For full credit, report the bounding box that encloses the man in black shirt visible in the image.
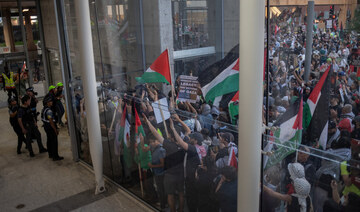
[8,98,25,154]
[18,95,47,157]
[142,114,185,212]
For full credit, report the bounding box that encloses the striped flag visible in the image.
[202,59,239,102]
[136,49,172,85]
[303,66,333,149]
[266,91,303,168]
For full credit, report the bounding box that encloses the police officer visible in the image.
[42,96,63,161]
[55,82,65,126]
[2,66,18,102]
[8,97,26,154]
[18,95,47,157]
[26,87,39,121]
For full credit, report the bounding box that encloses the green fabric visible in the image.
[123,141,133,168]
[228,102,239,125]
[302,103,312,130]
[204,74,239,102]
[134,144,152,169]
[136,71,170,84]
[266,130,302,169]
[343,184,360,196]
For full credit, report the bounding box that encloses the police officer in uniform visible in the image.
[26,87,39,121]
[2,66,18,102]
[18,95,47,157]
[8,97,26,154]
[42,96,63,161]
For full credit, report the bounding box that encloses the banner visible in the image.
[178,75,199,103]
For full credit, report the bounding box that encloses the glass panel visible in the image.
[60,0,360,211]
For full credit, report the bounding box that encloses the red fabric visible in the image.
[149,49,172,85]
[338,118,352,133]
[308,66,330,104]
[229,148,238,168]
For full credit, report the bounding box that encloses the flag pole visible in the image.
[108,104,118,135]
[158,100,169,138]
[138,163,144,198]
[167,48,176,105]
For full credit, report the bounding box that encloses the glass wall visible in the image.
[61,0,360,211]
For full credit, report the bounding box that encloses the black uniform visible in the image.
[9,104,26,153]
[18,105,46,156]
[42,106,61,160]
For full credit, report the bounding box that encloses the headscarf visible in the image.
[292,178,311,212]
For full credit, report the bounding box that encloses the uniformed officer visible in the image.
[18,95,47,157]
[26,87,39,121]
[42,96,63,161]
[55,82,65,126]
[2,66,18,102]
[8,97,26,154]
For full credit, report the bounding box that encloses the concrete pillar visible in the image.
[2,9,15,52]
[142,0,174,86]
[238,0,265,211]
[24,12,37,51]
[304,1,314,82]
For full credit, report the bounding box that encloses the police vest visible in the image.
[41,107,54,124]
[2,72,15,89]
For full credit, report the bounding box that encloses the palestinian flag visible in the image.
[303,66,333,149]
[136,49,172,85]
[266,91,303,169]
[134,107,145,142]
[119,106,132,167]
[202,59,239,102]
[228,91,239,124]
[287,17,293,25]
[134,107,152,169]
[198,45,239,109]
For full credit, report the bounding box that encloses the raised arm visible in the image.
[262,185,291,203]
[142,113,164,144]
[169,118,188,151]
[172,113,191,136]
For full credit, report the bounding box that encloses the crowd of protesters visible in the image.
[66,22,360,212]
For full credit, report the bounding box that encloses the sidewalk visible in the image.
[0,106,154,212]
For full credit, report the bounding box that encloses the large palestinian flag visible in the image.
[136,49,172,85]
[201,59,239,102]
[266,91,303,168]
[303,66,332,149]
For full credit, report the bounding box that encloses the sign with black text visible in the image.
[178,75,199,103]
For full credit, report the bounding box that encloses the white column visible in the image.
[74,0,105,194]
[238,0,265,211]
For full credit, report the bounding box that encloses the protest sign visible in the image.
[178,75,199,103]
[326,20,332,29]
[152,98,171,124]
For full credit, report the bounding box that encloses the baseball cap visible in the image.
[48,85,56,91]
[57,82,64,87]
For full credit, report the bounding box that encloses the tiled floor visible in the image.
[0,106,154,212]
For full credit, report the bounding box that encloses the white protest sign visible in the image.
[152,98,171,124]
[326,20,332,29]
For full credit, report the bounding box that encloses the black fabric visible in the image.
[44,124,59,158]
[287,196,311,212]
[9,105,19,127]
[186,144,200,180]
[18,106,34,125]
[163,139,185,176]
[24,124,45,155]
